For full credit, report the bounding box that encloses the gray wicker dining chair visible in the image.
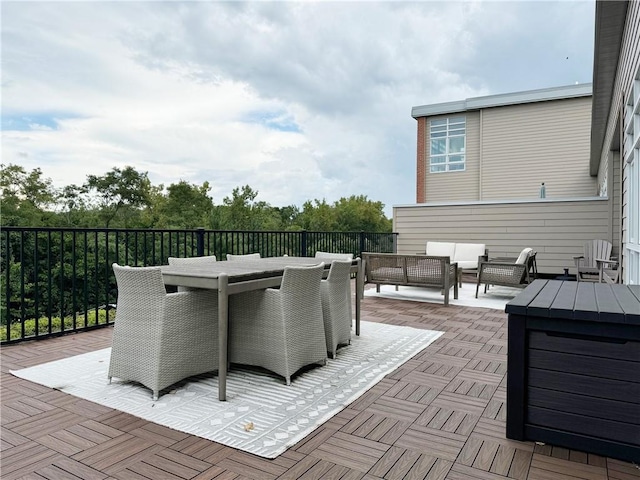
[321,260,353,358]
[108,264,219,400]
[168,256,218,291]
[226,253,261,261]
[315,251,354,321]
[228,263,327,385]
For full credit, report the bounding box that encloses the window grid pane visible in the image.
[429,116,466,173]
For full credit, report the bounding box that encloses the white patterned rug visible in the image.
[11,322,442,458]
[364,284,521,310]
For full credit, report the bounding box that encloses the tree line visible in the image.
[0,164,392,232]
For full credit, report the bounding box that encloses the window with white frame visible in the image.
[624,67,640,284]
[429,116,465,173]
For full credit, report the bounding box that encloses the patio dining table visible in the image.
[161,256,363,401]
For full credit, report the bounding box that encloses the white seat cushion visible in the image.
[426,241,456,258]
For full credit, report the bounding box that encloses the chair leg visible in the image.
[153,391,159,401]
[475,283,480,298]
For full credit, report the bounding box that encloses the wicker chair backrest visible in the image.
[226,253,261,261]
[325,259,353,283]
[280,263,325,301]
[112,264,166,319]
[168,255,217,265]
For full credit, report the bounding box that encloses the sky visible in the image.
[1,1,596,216]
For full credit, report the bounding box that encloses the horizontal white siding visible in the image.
[393,198,613,275]
[481,97,595,200]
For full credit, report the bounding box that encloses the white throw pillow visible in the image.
[515,248,533,264]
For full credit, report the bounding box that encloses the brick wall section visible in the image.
[416,116,426,203]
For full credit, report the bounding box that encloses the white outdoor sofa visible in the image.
[425,241,488,286]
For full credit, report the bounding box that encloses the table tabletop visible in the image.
[162,256,355,281]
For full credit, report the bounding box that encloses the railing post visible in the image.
[359,231,365,257]
[301,230,307,257]
[196,228,205,257]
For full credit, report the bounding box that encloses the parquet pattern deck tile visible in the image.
[2,287,639,480]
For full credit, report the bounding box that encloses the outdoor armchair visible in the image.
[228,263,327,385]
[475,248,536,298]
[320,259,353,358]
[108,264,219,400]
[573,239,618,282]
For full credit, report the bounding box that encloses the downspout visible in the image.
[618,95,625,280]
[608,150,615,247]
[479,110,483,200]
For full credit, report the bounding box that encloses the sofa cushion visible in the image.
[515,248,533,264]
[426,241,456,258]
[453,243,486,268]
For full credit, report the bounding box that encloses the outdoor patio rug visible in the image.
[364,284,522,310]
[10,321,442,459]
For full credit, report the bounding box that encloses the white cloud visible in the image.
[1,1,595,216]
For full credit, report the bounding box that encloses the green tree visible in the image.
[274,205,301,231]
[215,185,281,230]
[333,195,392,232]
[84,166,152,227]
[56,184,95,227]
[156,180,214,229]
[295,199,337,231]
[0,164,57,226]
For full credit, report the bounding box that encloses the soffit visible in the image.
[590,0,628,175]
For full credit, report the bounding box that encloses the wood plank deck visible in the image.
[2,288,639,480]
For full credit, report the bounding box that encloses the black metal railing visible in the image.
[0,227,397,343]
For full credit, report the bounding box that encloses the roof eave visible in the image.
[412,83,592,119]
[590,0,628,176]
